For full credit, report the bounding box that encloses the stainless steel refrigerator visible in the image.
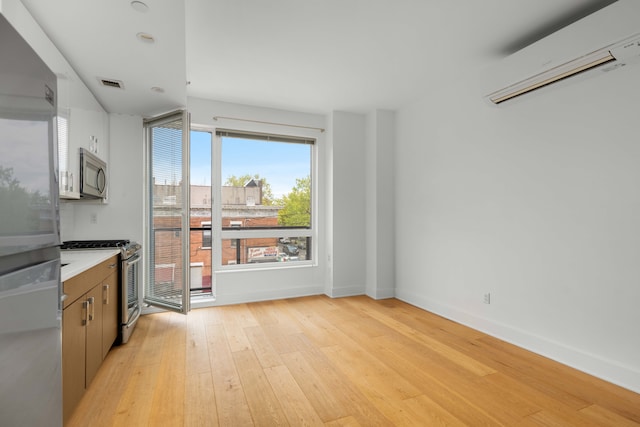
[0,14,62,427]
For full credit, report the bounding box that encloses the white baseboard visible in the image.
[368,287,395,300]
[327,285,366,298]
[395,288,640,394]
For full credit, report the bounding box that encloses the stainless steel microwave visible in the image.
[79,148,107,199]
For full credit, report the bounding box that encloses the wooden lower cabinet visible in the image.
[62,255,119,423]
[62,295,86,423]
[85,284,104,387]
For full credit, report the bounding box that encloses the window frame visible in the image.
[143,109,191,314]
[213,128,316,271]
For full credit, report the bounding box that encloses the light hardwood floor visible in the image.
[67,295,640,426]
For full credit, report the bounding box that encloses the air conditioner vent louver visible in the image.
[99,78,124,89]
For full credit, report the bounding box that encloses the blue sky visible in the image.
[190,131,310,199]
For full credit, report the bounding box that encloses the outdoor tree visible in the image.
[224,173,276,205]
[278,176,310,227]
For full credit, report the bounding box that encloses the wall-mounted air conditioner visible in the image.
[484,0,640,106]
[486,35,640,105]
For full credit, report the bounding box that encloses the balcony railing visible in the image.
[152,226,311,297]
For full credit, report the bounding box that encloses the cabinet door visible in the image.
[102,269,118,358]
[85,285,103,387]
[62,298,87,424]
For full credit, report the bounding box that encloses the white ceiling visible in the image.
[21,0,617,117]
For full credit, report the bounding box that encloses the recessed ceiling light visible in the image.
[130,1,149,12]
[150,87,165,93]
[136,32,155,43]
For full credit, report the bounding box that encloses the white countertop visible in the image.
[61,249,120,282]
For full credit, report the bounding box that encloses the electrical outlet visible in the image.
[90,213,98,224]
[483,293,491,304]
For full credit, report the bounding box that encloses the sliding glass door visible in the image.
[144,111,191,314]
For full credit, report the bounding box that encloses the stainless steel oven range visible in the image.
[61,239,142,344]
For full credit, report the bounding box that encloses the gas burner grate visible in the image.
[61,240,130,250]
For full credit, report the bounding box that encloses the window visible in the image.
[216,129,314,267]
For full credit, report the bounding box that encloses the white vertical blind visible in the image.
[57,110,69,173]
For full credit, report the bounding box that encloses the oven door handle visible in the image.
[121,304,141,344]
[122,252,142,326]
[124,253,141,267]
[125,304,141,328]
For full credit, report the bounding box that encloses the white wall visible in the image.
[365,110,396,299]
[66,114,144,243]
[395,48,640,392]
[188,97,327,304]
[326,110,395,300]
[328,111,367,297]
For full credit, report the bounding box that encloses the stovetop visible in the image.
[61,240,141,259]
[61,240,131,250]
